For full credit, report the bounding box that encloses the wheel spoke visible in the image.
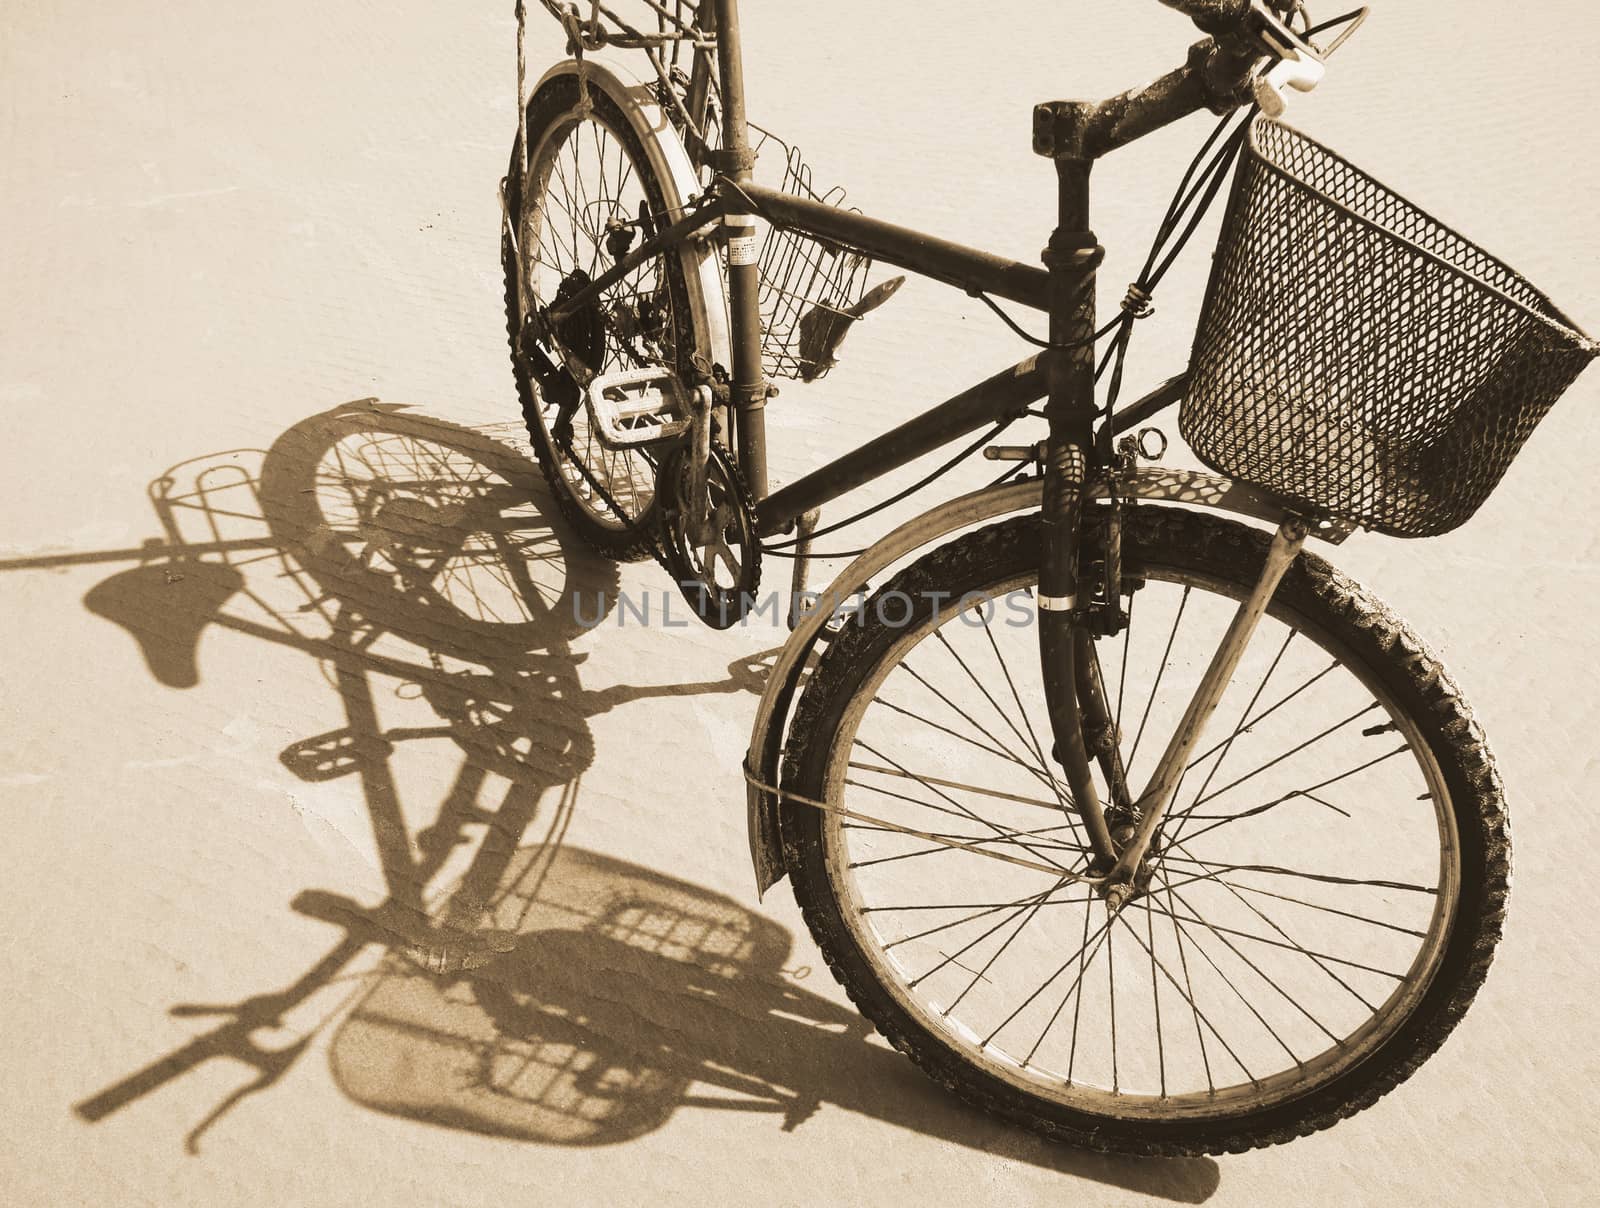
[802,518,1469,1121]
[881,887,1063,953]
[871,691,1066,799]
[841,775,1057,831]
[1182,654,1338,774]
[1167,837,1381,1013]
[852,738,1075,873]
[1199,879,1428,939]
[1112,905,1260,1083]
[1145,897,1167,1097]
[982,904,1113,1051]
[908,882,1065,991]
[1175,629,1297,816]
[1164,702,1384,841]
[846,761,1064,812]
[1126,584,1191,778]
[846,818,1084,870]
[898,659,1070,802]
[944,888,1067,1016]
[1146,878,1411,985]
[1175,743,1411,849]
[1160,869,1215,1094]
[936,627,1064,803]
[1154,851,1438,896]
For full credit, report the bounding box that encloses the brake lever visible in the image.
[1244,0,1328,116]
[1253,53,1326,115]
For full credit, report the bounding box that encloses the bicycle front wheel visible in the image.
[503,65,723,560]
[780,507,1509,1155]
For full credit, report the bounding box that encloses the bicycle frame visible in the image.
[543,148,1062,538]
[541,111,1192,541]
[535,0,1334,895]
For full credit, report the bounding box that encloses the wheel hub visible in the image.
[547,270,606,382]
[1102,823,1161,911]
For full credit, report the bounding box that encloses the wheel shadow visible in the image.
[49,399,1217,1201]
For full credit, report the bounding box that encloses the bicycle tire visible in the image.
[503,66,720,562]
[780,507,1509,1155]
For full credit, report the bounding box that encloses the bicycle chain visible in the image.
[512,316,765,622]
[657,436,762,627]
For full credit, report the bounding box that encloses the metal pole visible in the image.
[1036,151,1117,867]
[1105,515,1309,901]
[786,508,821,630]
[712,0,769,500]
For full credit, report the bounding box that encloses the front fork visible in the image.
[1036,154,1308,903]
[1037,155,1119,870]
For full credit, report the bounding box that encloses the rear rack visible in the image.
[530,2,886,383]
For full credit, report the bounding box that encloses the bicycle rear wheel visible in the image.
[780,507,1509,1155]
[503,65,723,560]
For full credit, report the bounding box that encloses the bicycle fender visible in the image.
[744,467,1333,897]
[529,56,731,372]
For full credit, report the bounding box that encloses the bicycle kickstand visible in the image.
[786,508,821,630]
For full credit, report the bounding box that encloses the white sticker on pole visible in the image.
[726,217,759,266]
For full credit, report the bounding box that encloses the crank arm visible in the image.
[684,385,715,544]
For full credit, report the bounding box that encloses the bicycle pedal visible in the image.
[586,367,693,448]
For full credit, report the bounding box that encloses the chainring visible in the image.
[656,440,761,630]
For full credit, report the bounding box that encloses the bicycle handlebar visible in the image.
[1034,0,1335,157]
[1033,40,1255,160]
[1157,0,1252,34]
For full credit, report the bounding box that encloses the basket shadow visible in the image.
[331,843,1219,1201]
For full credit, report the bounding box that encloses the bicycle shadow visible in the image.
[60,400,1218,1201]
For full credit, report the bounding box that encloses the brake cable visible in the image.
[759,109,1251,559]
[1096,3,1371,425]
[760,420,1015,557]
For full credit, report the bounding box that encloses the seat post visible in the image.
[710,0,770,500]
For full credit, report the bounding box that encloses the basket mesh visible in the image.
[746,127,872,381]
[1182,116,1597,537]
[689,111,875,381]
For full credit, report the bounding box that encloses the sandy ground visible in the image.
[4,1,1600,1204]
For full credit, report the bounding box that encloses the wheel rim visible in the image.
[819,564,1460,1122]
[519,103,690,533]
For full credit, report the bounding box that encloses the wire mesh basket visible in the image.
[1182,115,1597,538]
[746,126,874,382]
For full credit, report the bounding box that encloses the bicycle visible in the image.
[499,0,1597,1156]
